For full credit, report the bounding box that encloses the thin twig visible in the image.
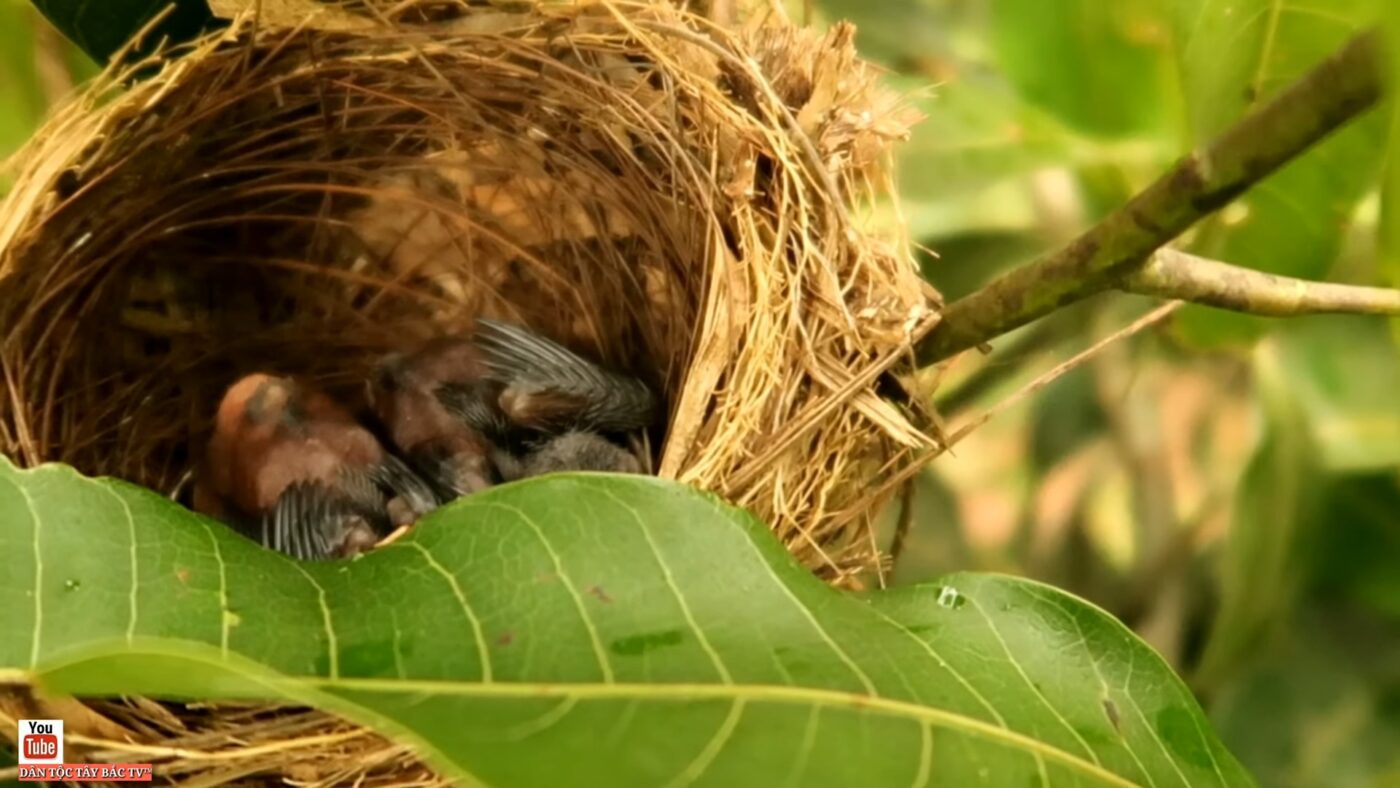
[1123,248,1400,315]
[916,30,1386,363]
[888,476,916,575]
[942,302,1185,450]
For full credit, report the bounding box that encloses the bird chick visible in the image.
[471,319,658,434]
[195,373,437,561]
[494,431,644,481]
[372,338,506,500]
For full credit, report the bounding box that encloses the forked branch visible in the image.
[915,30,1392,364]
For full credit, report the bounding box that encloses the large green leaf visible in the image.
[30,0,216,65]
[1170,0,1387,346]
[0,457,1248,786]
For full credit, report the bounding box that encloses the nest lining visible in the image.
[0,1,941,782]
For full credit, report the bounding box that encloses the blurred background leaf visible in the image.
[0,0,97,191]
[822,0,1400,783]
[30,0,216,65]
[989,0,1179,140]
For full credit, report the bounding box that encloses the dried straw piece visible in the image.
[0,1,938,781]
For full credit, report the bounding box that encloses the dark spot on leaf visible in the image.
[1154,707,1215,768]
[63,579,80,591]
[496,630,515,647]
[1103,697,1121,733]
[609,629,684,656]
[904,623,936,635]
[589,585,613,604]
[176,568,191,584]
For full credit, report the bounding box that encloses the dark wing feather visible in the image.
[473,319,657,431]
[435,380,512,439]
[369,454,440,516]
[268,481,386,561]
[268,481,334,560]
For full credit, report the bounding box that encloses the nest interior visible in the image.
[0,1,945,781]
[1,0,939,581]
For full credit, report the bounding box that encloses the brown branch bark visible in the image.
[1123,249,1400,316]
[915,30,1387,364]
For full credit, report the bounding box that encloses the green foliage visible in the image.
[897,72,1076,203]
[0,1,48,161]
[1382,1,1400,345]
[1195,343,1321,689]
[988,0,1178,139]
[0,459,1249,785]
[1273,317,1400,471]
[1213,475,1400,786]
[31,0,215,65]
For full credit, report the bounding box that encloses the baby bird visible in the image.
[195,374,438,560]
[377,320,659,493]
[371,338,505,499]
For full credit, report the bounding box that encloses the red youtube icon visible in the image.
[22,734,58,760]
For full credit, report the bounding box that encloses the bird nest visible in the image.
[0,0,940,782]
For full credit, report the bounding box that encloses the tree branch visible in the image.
[915,29,1387,364]
[1123,249,1400,316]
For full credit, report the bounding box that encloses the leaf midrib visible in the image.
[293,675,1140,786]
[26,645,1138,787]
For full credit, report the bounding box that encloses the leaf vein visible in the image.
[197,520,232,657]
[866,603,1006,726]
[966,595,1100,766]
[702,496,877,696]
[289,563,339,680]
[399,541,493,683]
[665,698,746,788]
[482,500,615,683]
[597,486,733,684]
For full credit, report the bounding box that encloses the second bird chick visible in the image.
[371,337,506,500]
[195,373,438,561]
[379,320,657,492]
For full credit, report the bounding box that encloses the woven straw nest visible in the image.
[0,0,942,782]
